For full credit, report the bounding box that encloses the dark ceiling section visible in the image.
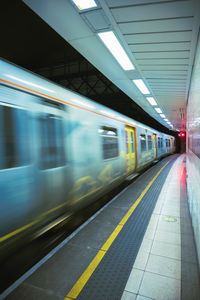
[1,0,174,134]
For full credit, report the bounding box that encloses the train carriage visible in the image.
[0,58,175,257]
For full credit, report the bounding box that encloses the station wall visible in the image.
[186,32,200,266]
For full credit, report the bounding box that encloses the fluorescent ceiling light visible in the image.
[155,107,162,113]
[72,0,97,10]
[133,79,150,94]
[160,114,166,118]
[98,31,135,71]
[164,118,169,121]
[146,97,157,106]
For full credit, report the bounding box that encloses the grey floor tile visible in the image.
[136,295,153,300]
[134,250,149,270]
[154,230,181,245]
[146,254,181,280]
[125,268,144,294]
[121,290,137,300]
[139,271,180,300]
[151,240,181,260]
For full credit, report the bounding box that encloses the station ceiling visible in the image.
[2,0,200,133]
[0,0,169,133]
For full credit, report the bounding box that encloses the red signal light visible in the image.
[179,132,186,138]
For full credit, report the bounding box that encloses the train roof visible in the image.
[0,58,173,139]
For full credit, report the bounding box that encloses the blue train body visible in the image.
[0,59,175,253]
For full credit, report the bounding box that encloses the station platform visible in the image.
[2,154,200,300]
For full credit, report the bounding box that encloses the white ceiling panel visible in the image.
[119,18,194,34]
[107,0,179,5]
[24,0,200,131]
[140,65,188,71]
[110,1,194,22]
[134,51,190,59]
[125,32,192,44]
[138,58,189,65]
[142,72,187,78]
[129,42,191,52]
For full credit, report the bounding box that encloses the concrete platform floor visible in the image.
[2,154,200,300]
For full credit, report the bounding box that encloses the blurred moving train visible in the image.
[0,58,175,256]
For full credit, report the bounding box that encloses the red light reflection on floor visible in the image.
[178,163,186,188]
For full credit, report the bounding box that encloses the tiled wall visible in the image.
[186,32,200,266]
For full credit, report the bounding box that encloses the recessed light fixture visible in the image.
[155,107,162,113]
[164,118,168,121]
[133,79,150,95]
[98,31,135,71]
[160,114,166,118]
[146,97,157,106]
[72,0,97,10]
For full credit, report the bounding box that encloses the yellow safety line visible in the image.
[64,160,171,299]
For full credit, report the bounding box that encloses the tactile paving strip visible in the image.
[76,156,177,300]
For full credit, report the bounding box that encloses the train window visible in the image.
[161,138,163,148]
[1,105,17,168]
[39,114,66,169]
[140,134,146,152]
[99,126,119,160]
[158,137,161,148]
[147,135,152,150]
[0,104,30,169]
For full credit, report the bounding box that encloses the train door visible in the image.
[125,126,136,175]
[153,134,157,159]
[37,101,72,213]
